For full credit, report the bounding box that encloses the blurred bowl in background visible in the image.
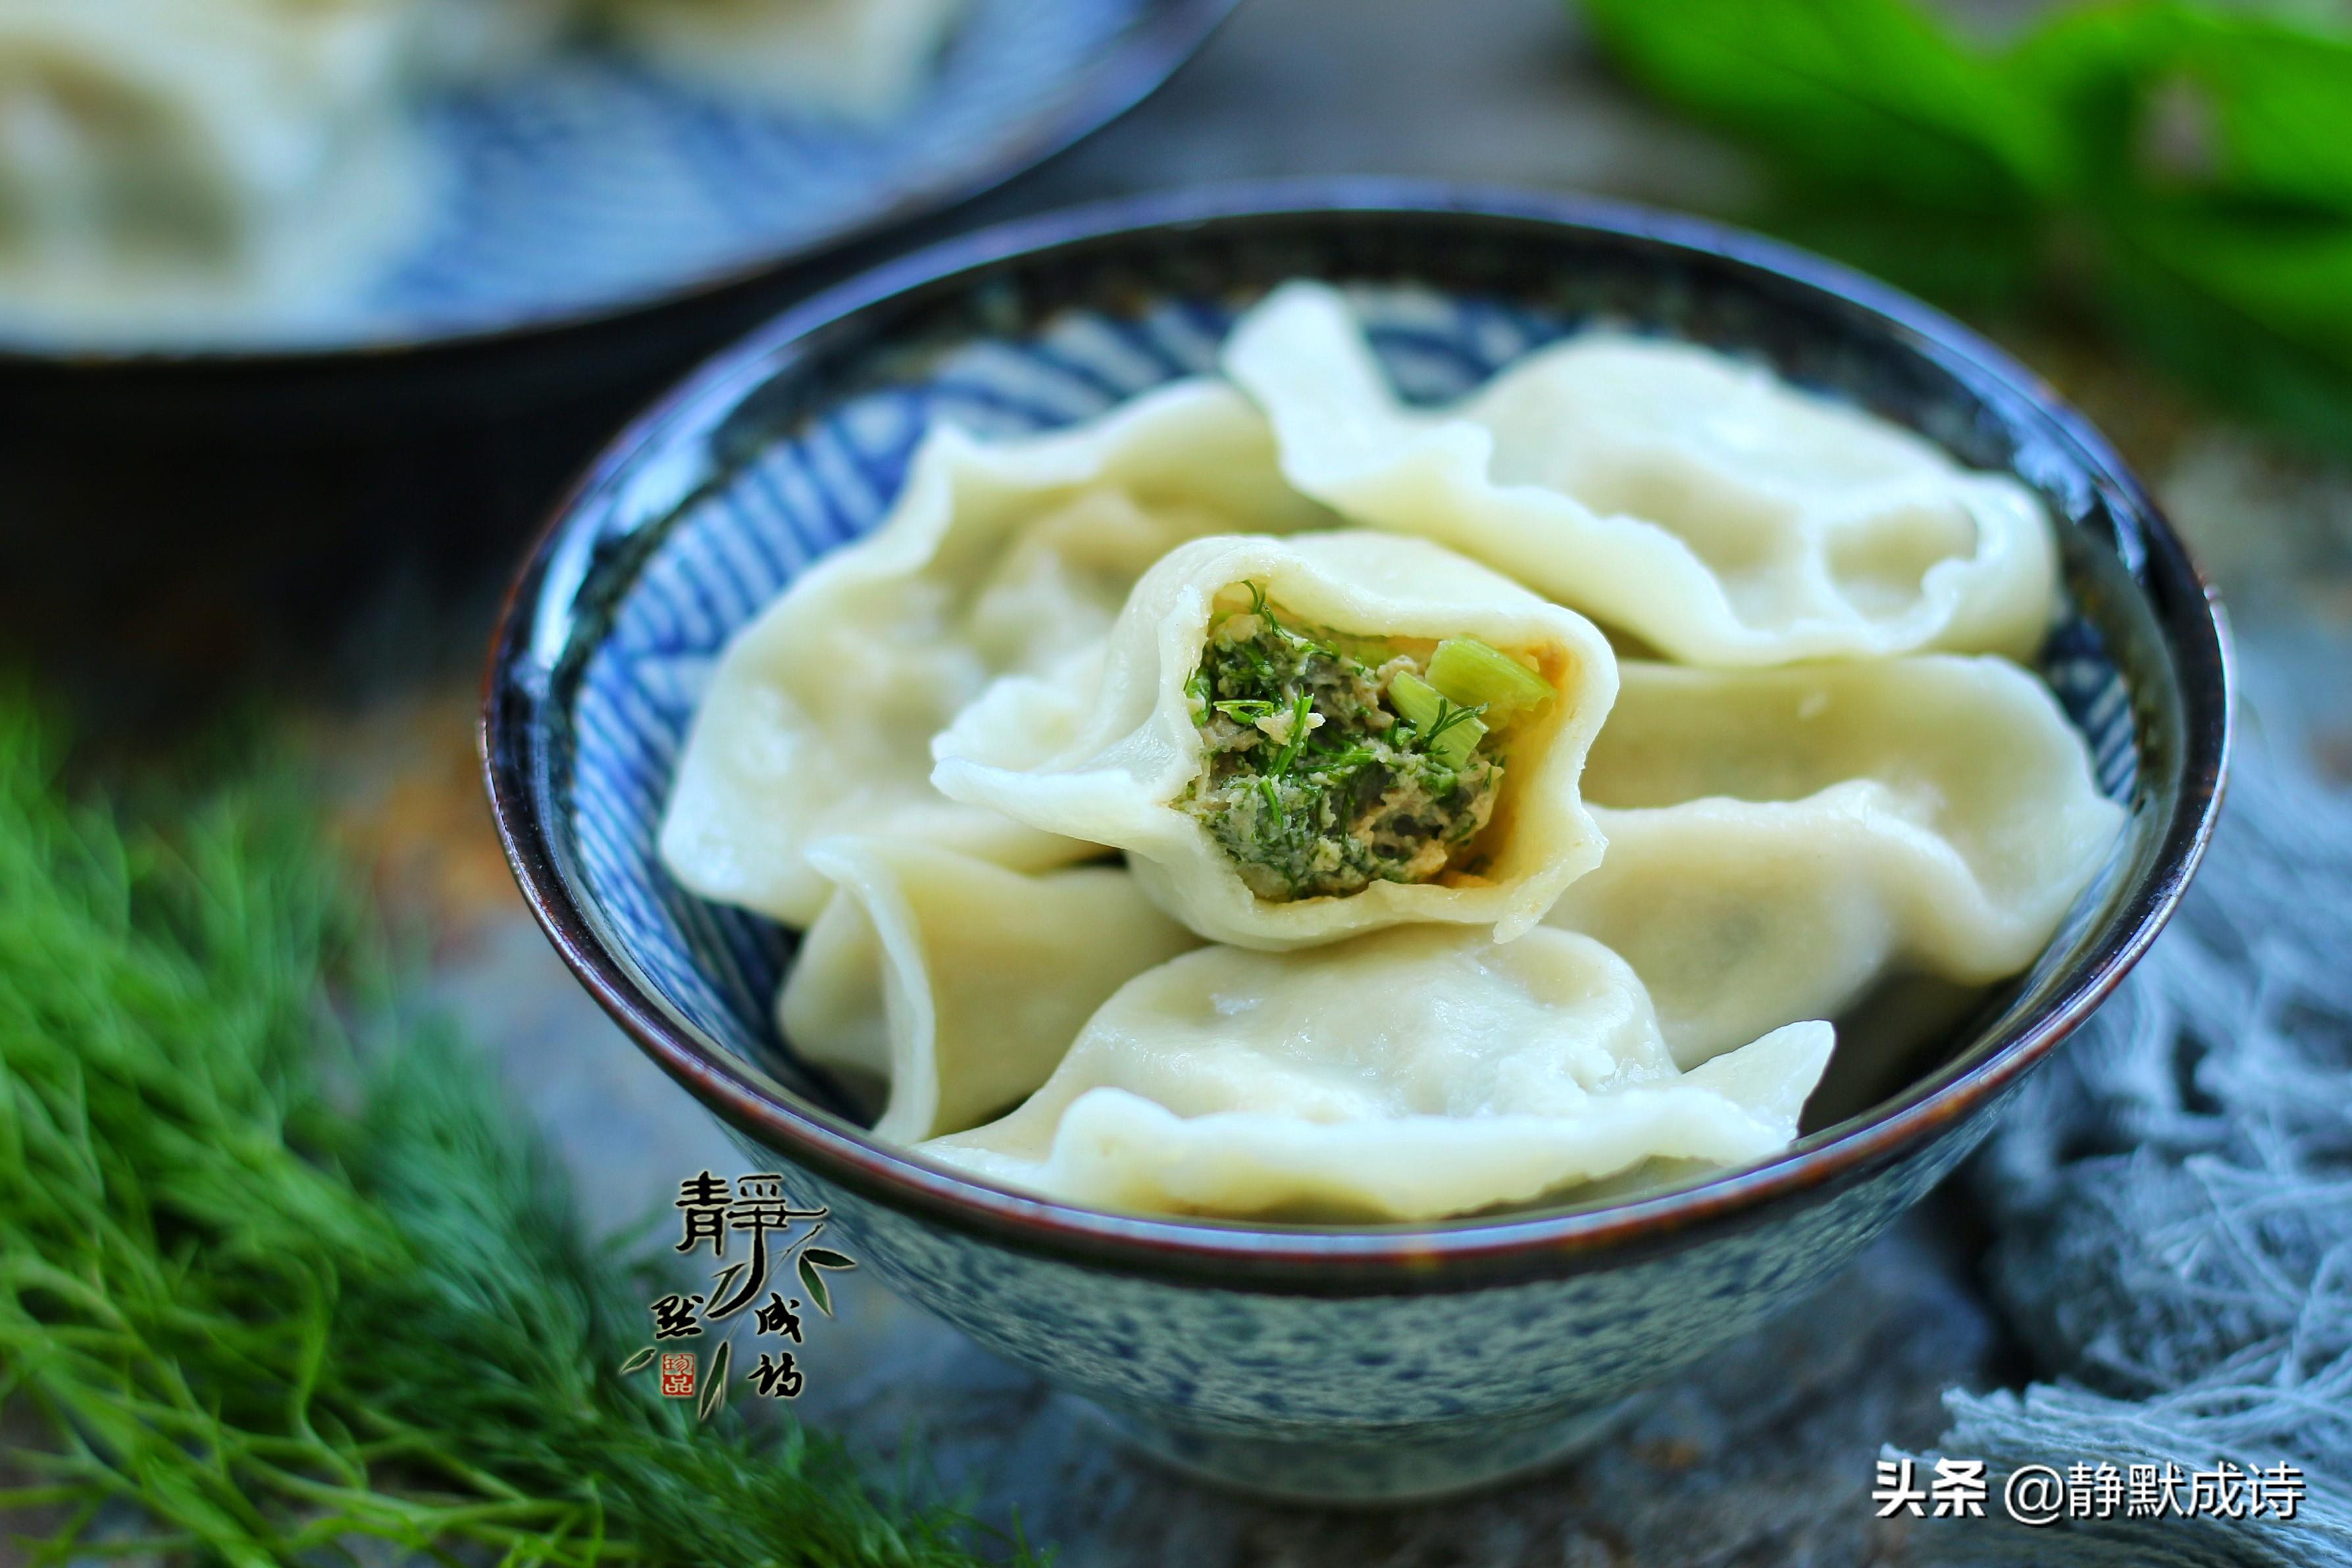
[0,0,1233,434]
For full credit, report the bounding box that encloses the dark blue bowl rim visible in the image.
[483,178,2233,1294]
[0,0,1237,373]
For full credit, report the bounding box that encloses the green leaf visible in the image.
[2098,202,2352,445]
[619,1345,657,1375]
[699,1338,732,1424]
[801,1247,858,1272]
[2015,3,2352,213]
[798,1252,834,1318]
[1580,0,2352,451]
[1579,0,2067,209]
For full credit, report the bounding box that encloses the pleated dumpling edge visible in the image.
[1223,279,2059,668]
[916,926,1836,1222]
[1552,655,2129,1070]
[658,376,1332,928]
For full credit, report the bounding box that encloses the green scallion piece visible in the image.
[1426,637,1554,723]
[1389,670,1487,768]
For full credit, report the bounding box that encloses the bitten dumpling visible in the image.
[1547,657,2128,1069]
[930,530,1619,950]
[917,927,1835,1221]
[659,378,1331,928]
[779,839,1199,1144]
[1224,280,2058,667]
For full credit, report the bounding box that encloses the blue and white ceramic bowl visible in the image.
[483,184,2231,1502]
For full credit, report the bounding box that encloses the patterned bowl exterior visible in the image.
[484,186,2230,1500]
[0,0,1227,356]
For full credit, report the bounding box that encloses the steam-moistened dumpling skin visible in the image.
[1547,657,2128,1069]
[659,378,1331,928]
[0,0,431,340]
[929,530,1619,951]
[779,839,1200,1144]
[600,0,964,118]
[1223,280,2059,667]
[918,927,1835,1221]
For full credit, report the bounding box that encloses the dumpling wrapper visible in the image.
[1548,657,2129,1069]
[600,0,965,118]
[930,530,1620,951]
[661,378,1331,928]
[411,0,576,81]
[919,926,1835,1221]
[779,838,1200,1144]
[1224,280,2059,667]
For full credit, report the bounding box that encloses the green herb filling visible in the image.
[1177,584,1543,901]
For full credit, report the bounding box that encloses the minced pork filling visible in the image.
[1177,584,1512,901]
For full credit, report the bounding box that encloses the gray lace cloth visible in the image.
[1905,698,2352,1565]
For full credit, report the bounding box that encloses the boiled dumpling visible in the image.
[660,378,1331,928]
[0,0,430,340]
[930,530,1619,950]
[412,0,576,81]
[779,838,1198,1143]
[600,0,964,118]
[918,926,1835,1221]
[1547,657,2128,1069]
[1223,280,2058,667]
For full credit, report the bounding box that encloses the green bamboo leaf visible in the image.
[800,1248,857,1273]
[618,1345,657,1375]
[797,1253,834,1319]
[699,1339,732,1424]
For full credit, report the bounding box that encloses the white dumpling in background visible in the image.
[930,530,1619,950]
[779,838,1199,1144]
[411,0,577,81]
[1223,280,2059,667]
[600,0,965,118]
[661,378,1331,928]
[919,926,1835,1221]
[0,0,431,341]
[1547,657,2128,1069]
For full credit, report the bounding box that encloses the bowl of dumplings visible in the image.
[484,182,2230,1502]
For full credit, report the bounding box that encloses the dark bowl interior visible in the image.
[484,182,2229,1288]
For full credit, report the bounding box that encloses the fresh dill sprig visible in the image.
[1415,697,1487,759]
[0,692,1032,1568]
[1184,669,1214,726]
[1267,688,1316,778]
